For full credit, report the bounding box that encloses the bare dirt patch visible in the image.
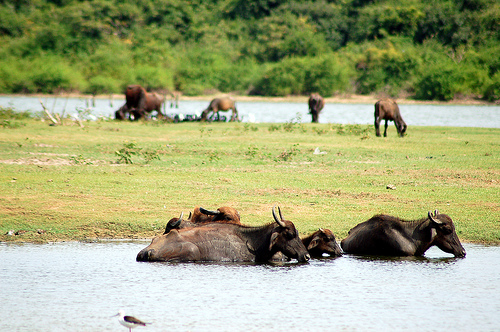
[0,157,72,166]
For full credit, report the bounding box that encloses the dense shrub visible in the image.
[0,0,499,99]
[354,41,421,96]
[414,62,465,101]
[484,73,500,102]
[253,54,353,96]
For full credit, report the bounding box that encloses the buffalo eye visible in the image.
[440,226,453,235]
[285,230,296,240]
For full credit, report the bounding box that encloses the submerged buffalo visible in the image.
[374,99,407,137]
[308,93,325,123]
[115,85,164,120]
[302,228,342,258]
[201,97,238,122]
[341,210,466,257]
[137,206,310,263]
[163,206,242,234]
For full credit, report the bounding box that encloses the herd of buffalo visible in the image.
[136,205,466,263]
[115,84,407,137]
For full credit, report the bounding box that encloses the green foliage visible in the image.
[115,142,161,164]
[484,72,500,102]
[352,3,425,41]
[254,54,353,96]
[354,40,421,95]
[0,0,499,100]
[414,60,471,100]
[0,107,33,120]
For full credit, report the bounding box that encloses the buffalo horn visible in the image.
[272,205,286,227]
[428,210,443,224]
[167,212,183,229]
[200,207,219,216]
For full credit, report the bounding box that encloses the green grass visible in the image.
[0,117,499,244]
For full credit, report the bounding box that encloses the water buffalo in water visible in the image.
[272,228,342,261]
[201,97,238,122]
[341,210,466,257]
[302,228,342,258]
[163,206,242,234]
[308,93,325,123]
[374,99,407,137]
[115,85,165,120]
[137,206,310,263]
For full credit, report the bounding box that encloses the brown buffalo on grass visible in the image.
[374,99,407,137]
[115,85,164,120]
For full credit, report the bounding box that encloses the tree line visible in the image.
[1,0,499,101]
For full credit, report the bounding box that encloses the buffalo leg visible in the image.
[375,118,381,137]
[384,120,389,137]
[231,108,238,122]
[395,122,401,137]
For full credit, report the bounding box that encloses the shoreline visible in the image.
[1,93,497,106]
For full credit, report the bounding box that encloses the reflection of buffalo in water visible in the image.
[374,99,407,137]
[115,85,164,120]
[201,97,238,122]
[137,206,310,263]
[341,210,466,257]
[308,93,325,123]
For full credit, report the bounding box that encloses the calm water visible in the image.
[1,95,500,127]
[1,242,498,331]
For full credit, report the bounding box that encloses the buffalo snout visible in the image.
[136,248,155,262]
[300,252,311,263]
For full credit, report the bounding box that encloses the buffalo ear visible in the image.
[307,238,319,250]
[269,232,279,251]
[428,210,443,225]
[246,241,256,254]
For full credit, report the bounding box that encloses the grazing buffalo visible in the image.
[302,228,342,258]
[137,206,311,263]
[115,85,165,120]
[201,97,238,122]
[341,210,466,257]
[374,99,407,137]
[163,206,242,234]
[308,93,325,123]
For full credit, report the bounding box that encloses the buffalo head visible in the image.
[269,206,310,263]
[199,206,241,224]
[306,228,342,257]
[429,210,466,258]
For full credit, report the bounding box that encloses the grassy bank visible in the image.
[0,117,499,244]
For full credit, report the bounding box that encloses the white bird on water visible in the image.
[114,310,149,332]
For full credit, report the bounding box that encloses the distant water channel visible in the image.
[1,95,500,127]
[1,242,499,331]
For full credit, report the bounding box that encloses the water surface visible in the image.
[1,96,500,127]
[1,242,498,331]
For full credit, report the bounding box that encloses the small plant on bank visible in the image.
[283,113,306,132]
[115,142,161,164]
[276,143,299,162]
[245,145,259,159]
[115,142,141,164]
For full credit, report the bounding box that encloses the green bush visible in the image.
[303,54,353,96]
[354,41,421,96]
[85,76,120,95]
[28,56,85,93]
[484,73,500,102]
[253,58,307,96]
[414,63,464,101]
